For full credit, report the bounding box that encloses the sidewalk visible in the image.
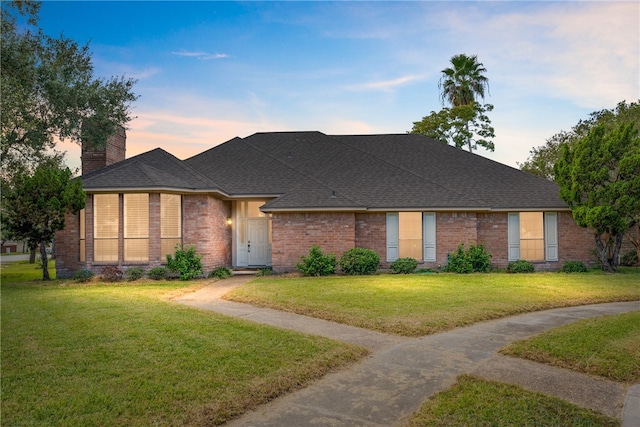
[175,276,640,426]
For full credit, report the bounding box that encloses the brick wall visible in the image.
[478,212,509,269]
[54,211,81,278]
[182,194,232,271]
[355,212,387,262]
[557,211,597,267]
[271,212,356,272]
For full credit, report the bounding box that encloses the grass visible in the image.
[0,258,54,282]
[225,271,640,336]
[502,310,640,383]
[1,263,368,426]
[404,375,619,427]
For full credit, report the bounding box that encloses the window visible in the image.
[124,194,149,262]
[94,194,119,262]
[508,212,558,262]
[387,212,436,262]
[161,194,181,257]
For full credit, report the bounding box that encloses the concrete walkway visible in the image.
[175,276,640,426]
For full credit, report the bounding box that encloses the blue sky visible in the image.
[37,1,639,171]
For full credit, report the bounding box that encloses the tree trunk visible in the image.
[29,247,37,263]
[594,232,623,273]
[40,241,50,281]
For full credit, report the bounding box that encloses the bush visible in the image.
[443,243,492,273]
[560,261,588,273]
[100,265,123,282]
[507,260,535,273]
[73,269,94,283]
[167,245,203,280]
[296,245,337,276]
[621,249,639,267]
[125,267,145,281]
[339,247,380,275]
[390,257,418,274]
[148,266,168,280]
[256,268,272,277]
[208,266,233,279]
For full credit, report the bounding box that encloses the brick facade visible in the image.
[81,127,126,175]
[271,212,356,272]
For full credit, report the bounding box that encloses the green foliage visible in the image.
[621,250,638,267]
[256,268,273,277]
[125,267,145,281]
[1,156,86,280]
[1,1,138,174]
[166,245,203,280]
[390,257,418,274]
[100,266,123,282]
[72,269,94,283]
[443,243,492,273]
[411,102,495,153]
[147,266,168,280]
[520,100,640,181]
[559,261,588,273]
[507,260,535,273]
[439,54,489,107]
[554,112,640,272]
[296,245,337,276]
[339,247,380,275]
[208,266,233,280]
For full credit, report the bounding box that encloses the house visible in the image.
[55,131,597,277]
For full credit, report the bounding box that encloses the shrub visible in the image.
[125,267,145,281]
[148,266,168,280]
[296,245,337,276]
[443,243,492,273]
[100,265,123,282]
[73,269,94,283]
[339,247,380,275]
[167,245,203,280]
[507,260,535,273]
[390,257,418,274]
[209,266,233,279]
[560,261,588,273]
[256,268,272,277]
[620,249,638,267]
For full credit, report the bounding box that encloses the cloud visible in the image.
[171,50,229,60]
[346,74,426,92]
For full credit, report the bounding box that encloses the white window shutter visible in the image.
[386,213,399,262]
[544,212,558,261]
[423,212,436,261]
[508,213,520,261]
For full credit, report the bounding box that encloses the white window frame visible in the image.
[508,212,558,262]
[386,212,436,262]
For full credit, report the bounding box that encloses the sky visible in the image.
[35,1,639,172]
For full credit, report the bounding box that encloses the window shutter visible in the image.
[544,212,558,261]
[508,213,520,261]
[386,213,399,262]
[423,212,436,261]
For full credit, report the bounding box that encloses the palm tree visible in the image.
[439,54,489,107]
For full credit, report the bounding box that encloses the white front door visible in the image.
[248,219,268,266]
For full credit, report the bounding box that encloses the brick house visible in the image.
[55,131,598,277]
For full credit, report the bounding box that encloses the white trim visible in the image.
[423,212,436,262]
[544,212,558,262]
[507,213,520,261]
[386,213,399,262]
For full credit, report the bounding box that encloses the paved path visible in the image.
[175,276,640,426]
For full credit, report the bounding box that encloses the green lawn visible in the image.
[502,310,640,383]
[225,271,640,336]
[1,264,367,426]
[404,375,618,427]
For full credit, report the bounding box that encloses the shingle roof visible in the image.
[84,132,568,211]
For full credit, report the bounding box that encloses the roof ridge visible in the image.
[329,135,486,208]
[242,134,366,208]
[150,147,222,189]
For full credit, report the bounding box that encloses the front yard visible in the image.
[2,261,638,425]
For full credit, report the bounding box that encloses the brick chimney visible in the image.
[81,126,126,175]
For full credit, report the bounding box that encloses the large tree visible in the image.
[411,102,495,153]
[520,101,640,180]
[554,121,640,272]
[2,156,86,280]
[439,54,489,107]
[412,54,494,153]
[1,0,138,175]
